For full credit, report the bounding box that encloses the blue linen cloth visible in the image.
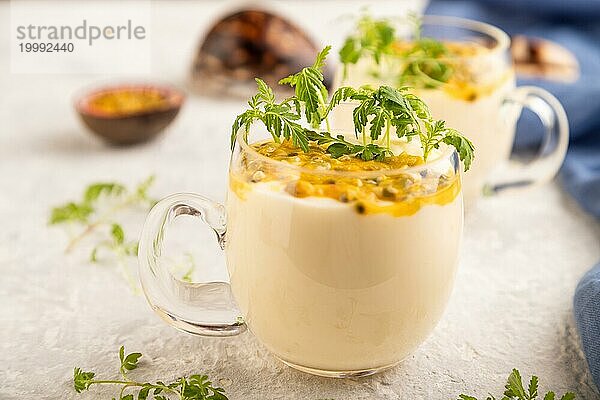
[575,263,600,391]
[426,0,600,389]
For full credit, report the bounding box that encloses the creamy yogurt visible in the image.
[225,168,462,372]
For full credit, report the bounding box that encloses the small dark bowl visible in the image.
[75,84,185,145]
[190,9,333,98]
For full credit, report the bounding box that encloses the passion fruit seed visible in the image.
[285,181,315,197]
[355,202,366,214]
[339,188,359,204]
[382,185,399,199]
[439,174,451,183]
[263,144,278,153]
[251,170,266,182]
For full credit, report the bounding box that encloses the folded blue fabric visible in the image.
[427,0,600,390]
[574,262,600,389]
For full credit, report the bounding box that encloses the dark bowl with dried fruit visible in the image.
[75,84,185,145]
[190,9,333,98]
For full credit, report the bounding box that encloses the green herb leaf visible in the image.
[529,375,539,399]
[232,79,309,152]
[119,346,142,374]
[254,76,276,104]
[400,37,453,88]
[351,96,376,137]
[73,346,228,400]
[339,14,455,88]
[90,247,98,263]
[111,224,125,245]
[324,86,357,117]
[125,241,139,257]
[307,130,391,161]
[84,183,125,204]
[138,385,151,400]
[441,128,475,171]
[368,107,388,140]
[339,15,395,67]
[459,369,576,400]
[504,369,527,399]
[339,38,361,65]
[73,367,95,393]
[327,142,353,158]
[49,202,93,224]
[279,46,331,128]
[135,175,156,203]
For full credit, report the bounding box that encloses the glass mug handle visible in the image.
[138,193,245,337]
[485,86,569,195]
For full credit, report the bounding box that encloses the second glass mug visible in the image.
[139,133,463,377]
[333,15,569,202]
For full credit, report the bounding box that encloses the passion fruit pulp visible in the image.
[75,84,185,145]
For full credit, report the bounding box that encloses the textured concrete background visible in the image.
[2,1,600,399]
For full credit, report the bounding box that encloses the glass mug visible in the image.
[333,15,569,202]
[139,133,463,377]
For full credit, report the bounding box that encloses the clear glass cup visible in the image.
[333,15,569,202]
[138,133,463,377]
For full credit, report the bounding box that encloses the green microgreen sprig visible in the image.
[50,176,156,253]
[339,15,396,70]
[231,78,308,152]
[459,369,576,400]
[89,223,138,264]
[339,14,454,88]
[50,176,197,291]
[231,48,474,170]
[279,46,332,130]
[49,176,164,292]
[73,346,228,400]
